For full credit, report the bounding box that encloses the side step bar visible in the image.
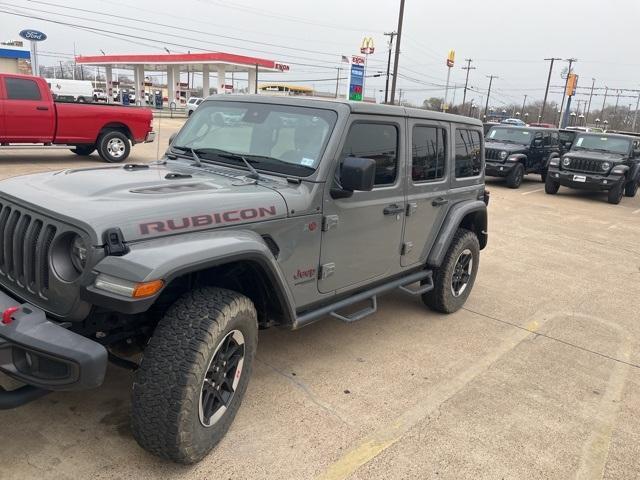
[294,270,433,329]
[0,145,73,150]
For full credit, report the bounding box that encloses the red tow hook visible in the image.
[2,306,20,325]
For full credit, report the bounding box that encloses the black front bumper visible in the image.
[547,167,624,191]
[0,289,108,409]
[485,161,516,177]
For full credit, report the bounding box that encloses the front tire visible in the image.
[506,163,524,189]
[422,228,480,314]
[545,175,560,194]
[131,287,258,464]
[608,181,624,204]
[624,178,638,197]
[97,130,130,163]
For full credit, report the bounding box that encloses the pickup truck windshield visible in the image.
[572,135,631,154]
[172,101,338,176]
[486,127,533,145]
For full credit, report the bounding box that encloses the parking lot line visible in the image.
[521,187,545,196]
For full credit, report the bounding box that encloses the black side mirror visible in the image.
[633,149,640,158]
[340,157,376,192]
[168,132,177,146]
[533,139,543,147]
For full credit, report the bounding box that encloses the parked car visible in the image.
[0,73,155,162]
[92,88,107,102]
[483,121,501,135]
[501,118,527,126]
[45,78,94,103]
[0,96,488,463]
[186,96,204,116]
[484,126,560,187]
[546,132,640,204]
[529,122,556,128]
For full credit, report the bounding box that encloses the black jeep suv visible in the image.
[545,132,640,204]
[484,126,560,188]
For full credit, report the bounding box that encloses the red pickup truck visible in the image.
[0,73,155,163]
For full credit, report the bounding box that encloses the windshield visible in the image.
[172,101,338,177]
[486,127,533,145]
[572,135,631,154]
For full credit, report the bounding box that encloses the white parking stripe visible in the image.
[522,187,545,196]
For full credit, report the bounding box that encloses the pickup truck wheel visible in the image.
[506,163,524,189]
[608,181,624,204]
[422,228,479,314]
[131,287,258,464]
[545,175,560,194]
[72,145,95,156]
[97,131,130,163]
[624,178,638,197]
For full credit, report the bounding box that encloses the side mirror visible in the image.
[340,157,376,192]
[533,138,543,147]
[633,149,640,158]
[168,132,177,146]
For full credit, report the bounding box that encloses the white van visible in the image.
[44,78,94,103]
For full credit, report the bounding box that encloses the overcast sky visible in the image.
[2,0,640,108]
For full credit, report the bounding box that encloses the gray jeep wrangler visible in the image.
[0,96,488,463]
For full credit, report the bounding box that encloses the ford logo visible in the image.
[19,29,47,42]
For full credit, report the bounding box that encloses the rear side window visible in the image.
[455,129,482,178]
[412,126,447,182]
[341,123,398,186]
[5,78,41,100]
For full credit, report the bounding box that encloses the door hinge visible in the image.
[401,242,414,255]
[406,202,418,216]
[322,215,339,232]
[319,263,336,279]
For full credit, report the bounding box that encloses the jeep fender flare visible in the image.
[427,200,487,268]
[88,229,296,322]
[544,152,560,168]
[506,153,527,163]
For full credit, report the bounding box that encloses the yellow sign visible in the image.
[446,49,456,68]
[566,73,578,96]
[360,37,375,55]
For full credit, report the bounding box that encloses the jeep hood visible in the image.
[0,163,288,243]
[563,150,626,162]
[485,141,528,153]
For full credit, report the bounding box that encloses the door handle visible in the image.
[383,204,404,215]
[432,197,449,207]
[36,106,49,111]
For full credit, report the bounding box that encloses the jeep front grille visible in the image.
[485,148,502,161]
[0,202,57,298]
[564,157,607,174]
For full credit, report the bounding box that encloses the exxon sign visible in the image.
[19,29,47,42]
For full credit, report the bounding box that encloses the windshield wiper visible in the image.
[172,145,203,167]
[217,152,262,180]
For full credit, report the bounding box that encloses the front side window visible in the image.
[455,129,482,178]
[5,78,41,100]
[172,101,338,177]
[412,126,446,182]
[341,123,398,186]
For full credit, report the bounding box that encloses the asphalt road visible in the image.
[1,118,640,480]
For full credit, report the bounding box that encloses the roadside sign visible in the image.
[18,29,46,76]
[274,62,290,72]
[566,73,578,96]
[446,49,456,68]
[360,37,375,55]
[349,55,365,101]
[19,29,47,41]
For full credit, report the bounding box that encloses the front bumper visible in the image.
[485,160,515,177]
[547,168,624,191]
[0,289,107,408]
[144,131,156,143]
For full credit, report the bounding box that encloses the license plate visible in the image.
[573,175,586,183]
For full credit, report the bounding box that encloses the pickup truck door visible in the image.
[318,117,406,293]
[0,76,54,143]
[401,120,451,267]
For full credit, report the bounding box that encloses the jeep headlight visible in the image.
[70,235,88,273]
[562,157,571,167]
[601,161,611,171]
[499,151,508,160]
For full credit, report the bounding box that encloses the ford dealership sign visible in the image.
[19,29,47,42]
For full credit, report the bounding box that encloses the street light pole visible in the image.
[632,90,640,132]
[585,78,595,126]
[389,0,405,104]
[521,94,528,117]
[613,89,621,128]
[483,75,498,120]
[462,58,475,114]
[558,58,577,128]
[601,86,609,123]
[540,57,561,123]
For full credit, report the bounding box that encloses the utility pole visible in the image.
[389,0,405,104]
[521,94,528,116]
[613,89,621,128]
[585,78,595,125]
[383,31,396,104]
[558,58,577,128]
[540,57,561,123]
[601,86,609,123]
[335,67,341,98]
[483,75,498,120]
[632,90,640,132]
[461,58,475,114]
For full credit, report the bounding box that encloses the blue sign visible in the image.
[349,64,365,101]
[19,29,47,42]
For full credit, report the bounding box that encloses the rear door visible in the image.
[449,126,484,204]
[1,76,54,142]
[401,119,451,267]
[319,117,406,293]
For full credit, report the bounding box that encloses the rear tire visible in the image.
[97,130,130,163]
[506,163,524,189]
[545,175,560,194]
[422,228,480,314]
[608,181,624,204]
[72,145,95,156]
[131,287,258,464]
[624,178,638,197]
[77,96,87,103]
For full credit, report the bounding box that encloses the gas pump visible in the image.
[154,90,163,109]
[122,89,130,106]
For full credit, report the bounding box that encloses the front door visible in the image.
[0,76,54,143]
[401,120,451,267]
[318,118,406,293]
